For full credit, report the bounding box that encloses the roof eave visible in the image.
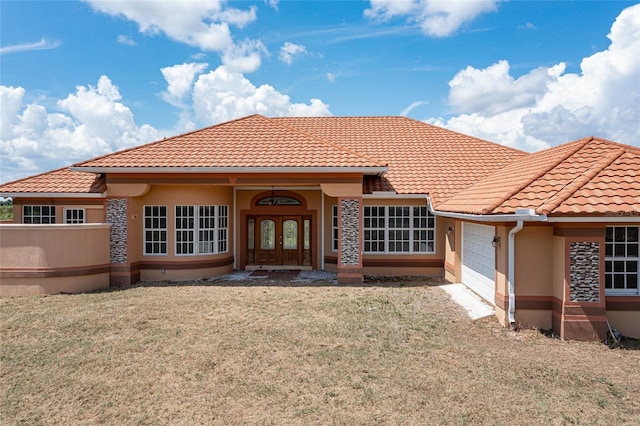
[70,166,389,175]
[0,192,106,198]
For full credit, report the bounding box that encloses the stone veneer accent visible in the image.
[340,199,360,266]
[569,241,600,302]
[107,198,127,264]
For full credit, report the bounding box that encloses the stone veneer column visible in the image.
[337,197,363,284]
[556,238,607,341]
[106,198,127,264]
[106,198,137,286]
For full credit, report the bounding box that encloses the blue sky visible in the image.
[1,0,639,184]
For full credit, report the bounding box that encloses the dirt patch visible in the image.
[1,277,639,424]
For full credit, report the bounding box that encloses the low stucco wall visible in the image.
[0,224,111,296]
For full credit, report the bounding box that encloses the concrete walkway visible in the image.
[439,283,495,320]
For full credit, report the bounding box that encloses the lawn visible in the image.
[1,276,639,425]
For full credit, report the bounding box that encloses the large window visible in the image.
[64,208,85,224]
[605,226,639,295]
[23,205,56,224]
[364,205,435,254]
[175,205,228,256]
[144,206,167,255]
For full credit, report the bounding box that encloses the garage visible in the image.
[462,222,496,303]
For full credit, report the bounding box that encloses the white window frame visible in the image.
[22,205,56,224]
[217,205,229,253]
[144,205,168,256]
[64,208,86,224]
[363,205,436,254]
[174,205,229,256]
[605,225,639,295]
[331,205,338,252]
[175,206,196,256]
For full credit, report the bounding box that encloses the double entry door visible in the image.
[248,215,311,267]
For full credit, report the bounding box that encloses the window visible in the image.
[23,205,56,224]
[174,205,229,256]
[332,205,338,252]
[363,205,435,254]
[144,206,167,255]
[364,206,385,252]
[175,206,195,255]
[64,208,85,224]
[217,205,228,253]
[605,226,639,295]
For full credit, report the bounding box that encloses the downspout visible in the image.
[508,220,524,325]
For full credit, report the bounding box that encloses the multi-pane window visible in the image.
[332,205,338,252]
[364,206,385,252]
[605,226,639,294]
[174,205,228,256]
[64,208,85,224]
[144,206,167,255]
[175,206,196,255]
[363,205,435,254]
[198,206,216,254]
[22,205,56,224]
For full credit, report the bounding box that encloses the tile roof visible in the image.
[437,137,640,216]
[0,167,105,195]
[74,114,386,169]
[275,116,525,205]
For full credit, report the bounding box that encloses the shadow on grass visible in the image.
[537,328,640,351]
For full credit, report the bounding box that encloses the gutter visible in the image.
[426,195,547,327]
[507,221,524,325]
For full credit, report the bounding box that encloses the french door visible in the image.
[247,215,311,267]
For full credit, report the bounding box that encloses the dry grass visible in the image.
[1,276,639,425]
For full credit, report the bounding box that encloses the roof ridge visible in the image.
[73,114,265,168]
[273,117,388,167]
[480,137,593,214]
[537,143,626,214]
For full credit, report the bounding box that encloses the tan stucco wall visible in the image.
[1,274,110,296]
[607,311,640,338]
[514,225,553,296]
[0,224,110,269]
[0,224,111,296]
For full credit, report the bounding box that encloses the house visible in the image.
[0,114,638,341]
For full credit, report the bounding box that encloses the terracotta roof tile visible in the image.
[1,115,525,202]
[275,116,525,205]
[438,137,639,216]
[75,115,386,169]
[0,167,105,195]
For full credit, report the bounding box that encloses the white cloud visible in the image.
[0,77,159,183]
[326,73,336,83]
[85,0,263,71]
[265,0,279,11]
[401,100,429,116]
[364,0,498,37]
[117,35,136,46]
[191,66,331,124]
[160,62,209,107]
[429,4,640,150]
[279,42,307,65]
[0,37,61,55]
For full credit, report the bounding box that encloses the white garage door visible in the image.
[462,222,496,304]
